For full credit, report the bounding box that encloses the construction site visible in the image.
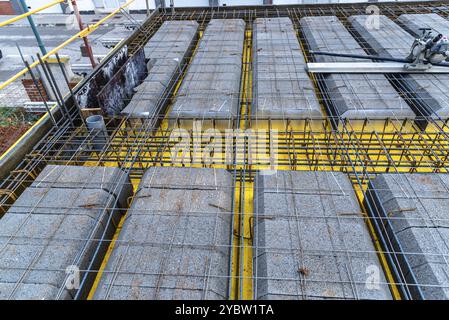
[1,0,449,301]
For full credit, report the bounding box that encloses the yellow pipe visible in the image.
[0,0,136,92]
[0,0,66,28]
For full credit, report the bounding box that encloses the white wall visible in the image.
[130,0,156,10]
[25,0,63,13]
[220,0,263,6]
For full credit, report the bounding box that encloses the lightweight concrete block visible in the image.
[369,173,449,299]
[253,18,322,120]
[254,170,392,300]
[349,15,449,119]
[94,167,233,300]
[169,19,245,122]
[300,16,413,120]
[397,13,449,38]
[122,21,199,118]
[0,165,132,300]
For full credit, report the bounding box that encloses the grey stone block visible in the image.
[169,19,245,121]
[349,15,449,119]
[300,16,413,120]
[93,167,233,300]
[369,173,449,299]
[253,18,322,119]
[254,170,392,300]
[397,13,449,38]
[0,165,132,300]
[121,21,198,118]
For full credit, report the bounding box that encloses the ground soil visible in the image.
[0,125,31,156]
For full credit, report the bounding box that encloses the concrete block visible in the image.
[0,165,132,300]
[369,173,449,299]
[300,16,413,120]
[254,170,392,300]
[121,21,199,118]
[169,19,245,122]
[397,13,449,38]
[349,15,449,119]
[253,18,322,119]
[94,167,233,300]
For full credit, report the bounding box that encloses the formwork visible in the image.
[300,15,414,122]
[349,14,449,120]
[2,1,449,301]
[121,21,199,121]
[252,17,322,129]
[0,165,132,299]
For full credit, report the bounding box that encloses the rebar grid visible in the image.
[1,2,449,300]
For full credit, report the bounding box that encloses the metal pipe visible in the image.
[37,53,74,126]
[0,0,65,27]
[23,60,58,127]
[55,52,86,126]
[70,0,96,68]
[0,0,136,92]
[17,0,47,55]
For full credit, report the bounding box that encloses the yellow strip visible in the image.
[0,0,136,91]
[0,0,65,27]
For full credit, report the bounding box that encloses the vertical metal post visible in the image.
[18,0,47,55]
[146,0,150,16]
[24,61,58,127]
[37,53,74,126]
[70,0,97,68]
[55,52,86,126]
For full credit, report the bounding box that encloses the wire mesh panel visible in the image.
[0,165,132,299]
[2,2,449,301]
[93,166,233,300]
[252,17,322,127]
[169,19,246,129]
[253,170,392,300]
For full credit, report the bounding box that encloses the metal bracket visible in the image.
[306,62,449,74]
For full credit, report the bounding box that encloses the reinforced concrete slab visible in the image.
[300,16,413,120]
[349,15,449,119]
[254,170,392,300]
[0,165,132,300]
[368,173,449,299]
[253,18,322,120]
[397,13,449,38]
[121,21,198,119]
[93,167,233,300]
[169,19,245,124]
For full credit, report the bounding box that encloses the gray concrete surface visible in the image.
[300,16,414,120]
[253,17,322,120]
[369,173,449,299]
[169,19,245,122]
[254,170,392,300]
[0,165,132,300]
[93,166,233,300]
[397,13,449,37]
[121,21,198,118]
[349,15,449,119]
